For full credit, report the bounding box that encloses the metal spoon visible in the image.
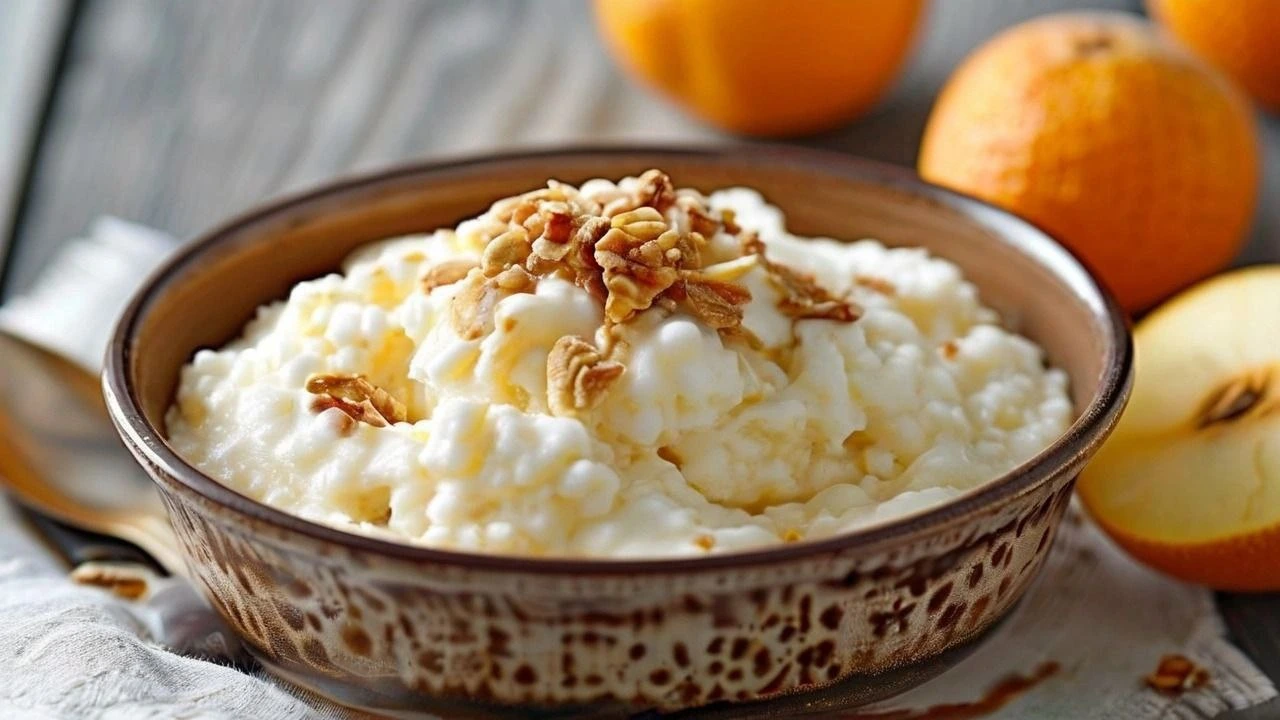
[0,329,184,573]
[0,329,245,661]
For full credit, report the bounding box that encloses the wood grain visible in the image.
[3,0,1277,717]
[0,0,70,272]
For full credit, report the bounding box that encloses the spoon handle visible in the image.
[0,330,183,574]
[21,506,166,574]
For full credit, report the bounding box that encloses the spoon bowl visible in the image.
[0,331,183,575]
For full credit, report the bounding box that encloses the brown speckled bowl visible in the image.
[102,147,1131,718]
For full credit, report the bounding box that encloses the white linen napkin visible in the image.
[0,218,1273,719]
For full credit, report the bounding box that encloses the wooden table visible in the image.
[2,1,1276,717]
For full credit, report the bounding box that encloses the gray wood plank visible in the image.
[0,0,70,277]
[3,0,715,294]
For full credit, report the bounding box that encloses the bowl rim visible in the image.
[103,144,1133,575]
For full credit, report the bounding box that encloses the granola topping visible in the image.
[429,169,858,359]
[168,172,1072,558]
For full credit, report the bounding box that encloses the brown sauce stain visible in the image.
[840,661,1060,719]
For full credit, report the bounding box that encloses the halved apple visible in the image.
[1079,266,1280,591]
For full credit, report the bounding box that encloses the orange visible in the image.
[593,0,925,137]
[1148,0,1280,112]
[1079,267,1280,591]
[918,12,1260,313]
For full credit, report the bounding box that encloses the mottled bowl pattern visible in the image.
[103,148,1131,717]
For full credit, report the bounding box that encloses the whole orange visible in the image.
[593,0,925,137]
[1148,0,1280,112]
[918,12,1260,313]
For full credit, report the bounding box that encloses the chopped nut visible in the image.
[602,195,638,218]
[743,232,862,323]
[311,398,359,435]
[774,268,861,321]
[494,195,539,226]
[636,168,677,212]
[573,216,612,248]
[611,207,668,240]
[720,208,741,235]
[524,216,608,296]
[1145,654,1210,696]
[594,226,642,258]
[493,265,538,293]
[71,562,152,600]
[595,226,683,323]
[421,259,478,292]
[449,273,501,340]
[674,231,708,270]
[539,205,574,244]
[546,335,625,416]
[602,270,679,323]
[686,204,721,238]
[305,373,407,426]
[449,171,848,368]
[482,229,532,276]
[679,279,751,330]
[530,235,573,265]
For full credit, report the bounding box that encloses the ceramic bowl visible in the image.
[103,147,1131,718]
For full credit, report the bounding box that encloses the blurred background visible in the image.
[0,0,1275,305]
